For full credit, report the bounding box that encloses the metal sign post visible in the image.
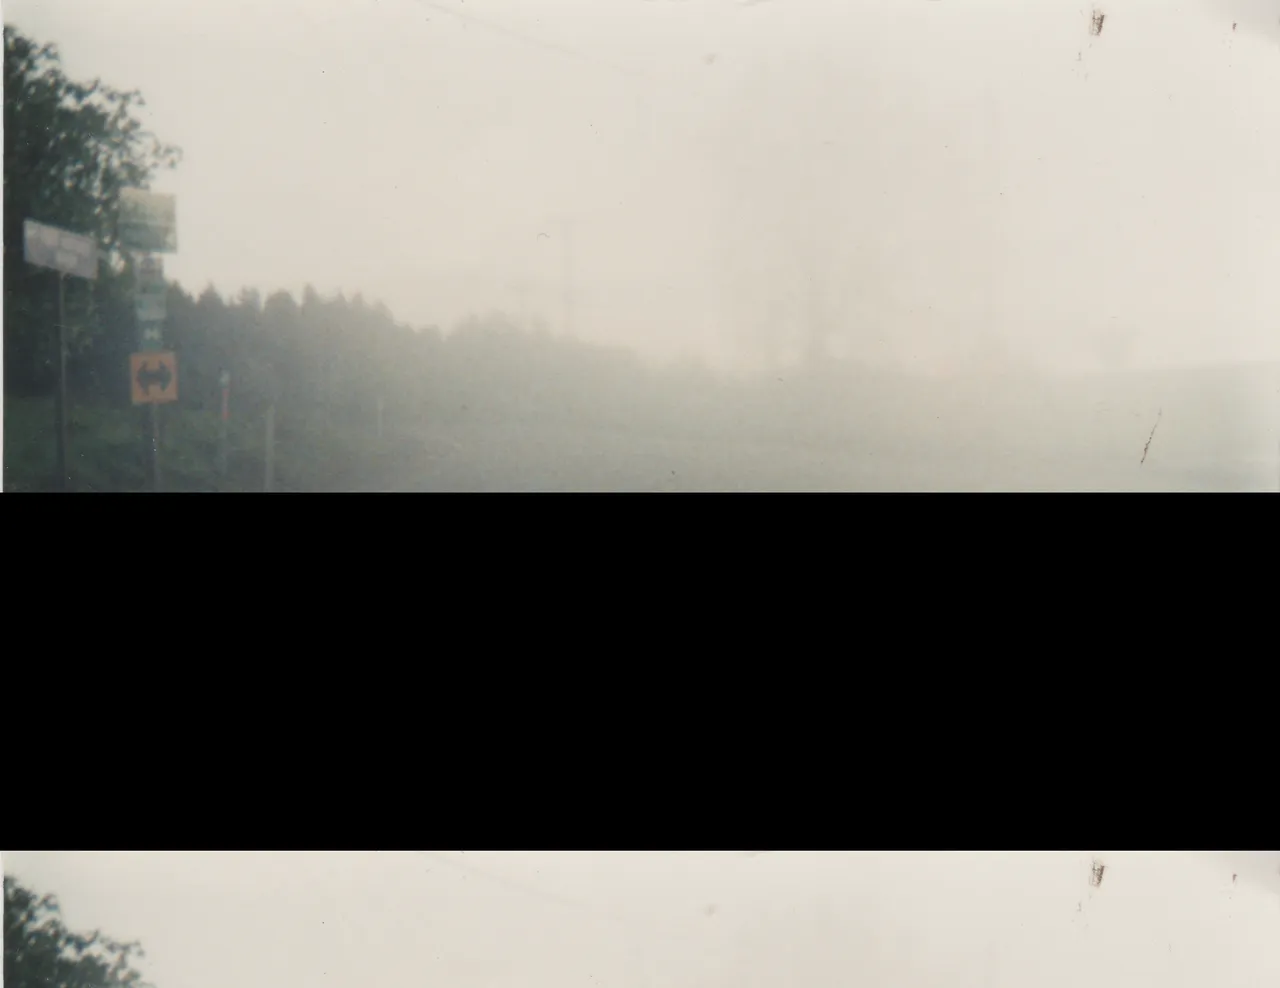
[129,350,178,491]
[135,253,167,351]
[22,219,98,492]
[55,273,68,491]
[132,254,170,490]
[120,189,178,493]
[151,404,162,491]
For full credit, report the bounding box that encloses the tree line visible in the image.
[4,877,150,988]
[9,19,991,492]
[4,22,740,446]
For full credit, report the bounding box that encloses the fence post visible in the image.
[264,404,275,493]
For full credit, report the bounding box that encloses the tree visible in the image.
[3,877,151,988]
[4,24,181,393]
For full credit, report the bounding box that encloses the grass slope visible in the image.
[4,396,405,492]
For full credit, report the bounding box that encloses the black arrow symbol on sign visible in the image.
[137,360,172,394]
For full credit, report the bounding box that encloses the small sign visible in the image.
[119,189,177,253]
[130,351,178,404]
[138,321,165,352]
[220,370,231,422]
[136,254,165,290]
[135,252,167,350]
[136,294,167,323]
[23,219,98,280]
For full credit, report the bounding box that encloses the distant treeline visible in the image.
[12,257,759,443]
[2,21,724,443]
[1,20,844,450]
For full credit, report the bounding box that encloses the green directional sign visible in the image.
[135,254,166,351]
[120,189,177,253]
[138,321,165,352]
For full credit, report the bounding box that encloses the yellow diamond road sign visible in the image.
[131,351,178,405]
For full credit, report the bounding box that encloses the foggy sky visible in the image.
[6,0,1280,373]
[4,851,1280,988]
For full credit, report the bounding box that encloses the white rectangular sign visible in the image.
[23,219,98,280]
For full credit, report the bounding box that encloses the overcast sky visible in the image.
[4,851,1280,988]
[6,0,1280,373]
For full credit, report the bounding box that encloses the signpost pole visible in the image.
[219,408,228,481]
[151,402,162,492]
[120,190,178,492]
[54,272,69,491]
[23,218,98,491]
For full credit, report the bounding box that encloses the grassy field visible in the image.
[360,401,1280,492]
[3,396,408,492]
[8,357,1277,492]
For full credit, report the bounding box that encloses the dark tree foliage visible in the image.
[3,878,151,988]
[154,280,666,434]
[4,24,763,483]
[3,23,181,395]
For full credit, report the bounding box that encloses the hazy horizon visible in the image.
[8,0,1280,377]
[7,0,1280,492]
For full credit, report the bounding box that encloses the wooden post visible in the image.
[264,404,276,492]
